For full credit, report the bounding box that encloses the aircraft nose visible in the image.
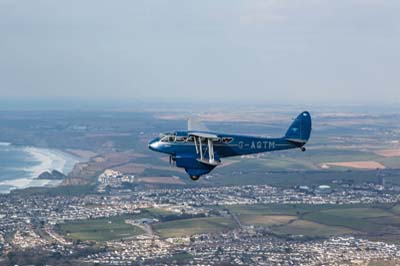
[148,138,160,151]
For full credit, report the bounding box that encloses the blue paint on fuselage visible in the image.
[148,132,299,158]
[148,111,312,179]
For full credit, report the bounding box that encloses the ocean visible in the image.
[0,142,79,194]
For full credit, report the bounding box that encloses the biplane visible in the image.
[149,111,312,180]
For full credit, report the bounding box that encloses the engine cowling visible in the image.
[175,154,217,178]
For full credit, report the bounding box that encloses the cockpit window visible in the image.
[160,133,177,142]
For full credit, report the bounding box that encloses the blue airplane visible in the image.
[149,111,312,181]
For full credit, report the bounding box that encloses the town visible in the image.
[1,108,400,265]
[1,173,400,265]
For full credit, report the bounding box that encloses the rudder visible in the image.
[285,111,312,144]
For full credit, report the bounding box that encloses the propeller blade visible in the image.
[169,155,172,165]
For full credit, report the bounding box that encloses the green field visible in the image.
[211,144,400,188]
[153,217,237,238]
[390,205,400,214]
[218,203,400,241]
[213,167,400,188]
[215,147,388,173]
[305,149,382,165]
[273,220,354,237]
[219,203,348,216]
[302,206,400,236]
[317,207,392,218]
[257,156,317,171]
[56,206,191,242]
[58,216,144,241]
[239,214,296,227]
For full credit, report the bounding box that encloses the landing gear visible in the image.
[190,175,200,181]
[169,155,176,166]
[301,147,306,152]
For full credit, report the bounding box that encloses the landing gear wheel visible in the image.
[190,175,200,181]
[301,147,306,152]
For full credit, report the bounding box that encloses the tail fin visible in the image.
[285,111,312,145]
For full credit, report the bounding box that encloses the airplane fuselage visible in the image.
[149,133,299,158]
[148,111,312,180]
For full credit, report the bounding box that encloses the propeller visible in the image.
[169,155,172,165]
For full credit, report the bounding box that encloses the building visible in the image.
[98,169,135,188]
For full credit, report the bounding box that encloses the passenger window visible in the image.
[222,137,233,143]
[175,136,185,142]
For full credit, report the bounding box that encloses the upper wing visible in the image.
[188,117,209,131]
[188,131,219,139]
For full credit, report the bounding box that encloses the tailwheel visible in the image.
[301,147,306,152]
[190,175,200,181]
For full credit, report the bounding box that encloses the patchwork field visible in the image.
[153,217,237,238]
[273,220,354,237]
[321,161,386,170]
[239,214,296,227]
[302,207,400,237]
[220,204,400,241]
[375,149,400,158]
[56,208,179,241]
[58,216,144,241]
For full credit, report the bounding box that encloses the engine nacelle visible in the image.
[175,154,217,178]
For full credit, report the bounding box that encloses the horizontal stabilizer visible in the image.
[286,138,307,145]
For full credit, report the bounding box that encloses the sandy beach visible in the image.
[0,146,80,193]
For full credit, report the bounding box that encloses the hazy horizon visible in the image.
[1,1,399,105]
[1,98,400,114]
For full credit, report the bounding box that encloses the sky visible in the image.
[0,0,399,105]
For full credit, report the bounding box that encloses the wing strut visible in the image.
[198,137,204,161]
[208,138,215,164]
[194,136,199,154]
[189,132,221,166]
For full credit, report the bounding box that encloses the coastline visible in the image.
[0,145,80,194]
